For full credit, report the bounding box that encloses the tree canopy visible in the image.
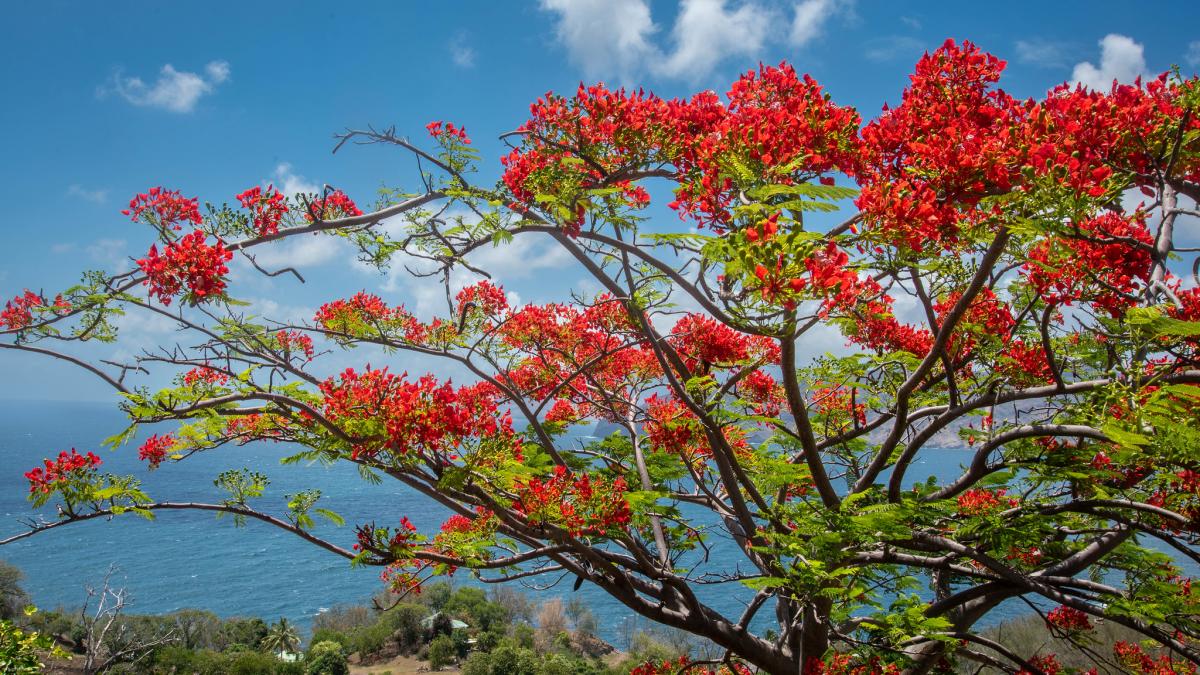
[4,39,1200,674]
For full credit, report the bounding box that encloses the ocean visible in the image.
[2,399,1167,645]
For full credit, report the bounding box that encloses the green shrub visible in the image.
[308,627,348,650]
[511,622,535,649]
[347,621,390,657]
[428,634,457,670]
[276,662,305,675]
[461,651,492,675]
[487,642,538,675]
[0,616,63,675]
[306,640,348,675]
[381,603,425,654]
[227,650,282,675]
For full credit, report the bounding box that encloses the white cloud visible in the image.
[789,0,841,48]
[655,0,772,80]
[250,234,345,270]
[1013,39,1068,69]
[86,238,129,271]
[449,32,475,68]
[862,35,925,63]
[539,0,657,81]
[67,184,108,204]
[272,163,319,197]
[1071,34,1147,91]
[106,60,231,113]
[464,232,574,280]
[228,163,346,272]
[1186,41,1200,68]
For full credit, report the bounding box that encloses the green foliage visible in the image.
[0,609,67,674]
[427,634,457,670]
[262,616,301,655]
[0,561,29,621]
[306,640,349,675]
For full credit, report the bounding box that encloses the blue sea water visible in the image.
[5,399,1182,645]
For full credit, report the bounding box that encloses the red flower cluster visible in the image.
[274,329,315,361]
[137,230,233,305]
[1114,641,1198,675]
[0,290,69,330]
[1017,654,1062,675]
[137,434,175,469]
[1028,74,1197,199]
[956,488,1017,516]
[1046,605,1093,632]
[320,367,512,461]
[495,297,659,422]
[426,121,470,144]
[633,656,752,675]
[847,299,934,357]
[739,369,785,417]
[503,68,858,232]
[933,288,1016,359]
[668,313,779,373]
[857,40,1022,250]
[25,449,101,494]
[236,185,289,237]
[455,280,510,320]
[644,394,709,462]
[122,187,203,230]
[997,339,1054,386]
[306,190,363,222]
[314,292,428,342]
[810,382,867,433]
[1024,212,1154,316]
[182,366,229,387]
[804,654,901,675]
[513,465,632,536]
[671,64,861,227]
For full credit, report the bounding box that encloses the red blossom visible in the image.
[137,434,175,469]
[512,465,632,536]
[1,290,61,330]
[668,313,779,373]
[275,329,315,361]
[319,367,514,461]
[957,488,1017,516]
[306,190,363,222]
[426,121,470,144]
[1024,212,1154,316]
[136,230,233,305]
[236,185,289,236]
[1046,605,1093,632]
[122,187,203,230]
[25,449,101,494]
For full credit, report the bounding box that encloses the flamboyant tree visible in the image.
[3,40,1200,674]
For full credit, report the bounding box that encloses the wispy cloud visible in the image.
[540,0,846,83]
[1071,34,1147,91]
[236,163,344,271]
[449,31,475,68]
[1013,39,1070,69]
[657,0,773,81]
[67,184,108,204]
[86,238,129,271]
[790,0,848,48]
[103,60,230,113]
[539,0,657,82]
[862,35,926,63]
[272,162,319,197]
[1186,41,1200,68]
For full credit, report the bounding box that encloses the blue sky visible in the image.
[1,0,1198,401]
